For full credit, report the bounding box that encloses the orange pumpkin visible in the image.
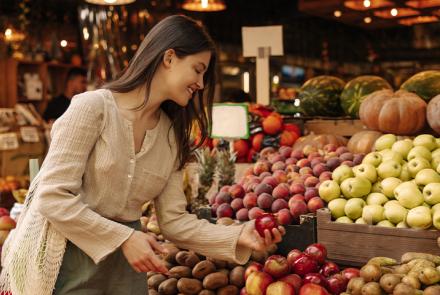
[347,130,382,154]
[293,134,348,152]
[427,94,440,134]
[359,90,427,135]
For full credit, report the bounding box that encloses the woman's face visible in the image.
[165,50,211,107]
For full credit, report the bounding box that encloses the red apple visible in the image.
[307,197,325,213]
[240,287,248,295]
[291,254,319,277]
[245,262,264,280]
[280,273,302,294]
[264,255,290,278]
[245,271,273,295]
[299,283,330,295]
[266,281,295,295]
[0,208,10,217]
[287,249,303,267]
[304,243,327,265]
[326,274,348,295]
[255,214,278,237]
[0,215,16,230]
[339,152,353,162]
[303,273,329,289]
[319,261,340,277]
[341,268,360,281]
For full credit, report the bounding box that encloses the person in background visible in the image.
[43,67,87,122]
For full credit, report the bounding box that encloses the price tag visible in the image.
[211,103,249,139]
[0,133,19,150]
[20,126,40,143]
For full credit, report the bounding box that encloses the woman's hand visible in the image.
[237,222,285,252]
[121,230,169,273]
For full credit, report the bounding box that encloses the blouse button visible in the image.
[128,174,132,178]
[130,158,135,163]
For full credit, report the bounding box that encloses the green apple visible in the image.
[407,157,431,178]
[423,183,440,205]
[366,192,388,206]
[380,149,404,164]
[415,169,440,186]
[340,177,372,199]
[319,180,341,203]
[377,160,402,179]
[433,209,440,230]
[422,202,431,208]
[374,134,397,151]
[332,165,354,184]
[353,163,377,183]
[431,156,440,170]
[437,163,440,174]
[371,182,383,193]
[431,203,440,214]
[362,152,382,167]
[406,206,432,229]
[384,200,401,209]
[377,220,395,227]
[362,204,385,224]
[437,138,440,148]
[407,146,432,161]
[413,134,437,151]
[328,198,348,219]
[394,181,424,209]
[355,217,367,224]
[392,139,413,159]
[384,202,408,224]
[344,198,366,220]
[396,221,409,228]
[335,216,353,223]
[432,148,440,159]
[399,163,411,182]
[381,177,402,198]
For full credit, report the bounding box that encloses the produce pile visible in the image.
[0,208,16,247]
[320,133,440,229]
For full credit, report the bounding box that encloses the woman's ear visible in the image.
[163,49,176,68]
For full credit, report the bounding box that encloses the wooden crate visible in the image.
[304,119,366,137]
[277,214,317,256]
[317,208,440,267]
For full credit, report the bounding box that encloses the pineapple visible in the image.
[216,148,236,188]
[189,147,216,213]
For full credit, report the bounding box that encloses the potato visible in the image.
[177,278,203,294]
[176,251,200,267]
[229,266,245,288]
[203,272,229,290]
[158,278,178,295]
[198,289,216,295]
[207,257,227,269]
[192,260,216,279]
[148,289,159,295]
[218,269,230,277]
[217,285,239,295]
[147,271,158,279]
[148,274,167,290]
[163,244,180,264]
[169,266,192,279]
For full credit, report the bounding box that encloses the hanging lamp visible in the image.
[182,0,226,12]
[85,0,136,5]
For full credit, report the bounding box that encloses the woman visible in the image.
[0,15,284,295]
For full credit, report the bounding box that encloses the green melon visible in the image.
[400,70,440,101]
[298,75,345,117]
[340,75,392,118]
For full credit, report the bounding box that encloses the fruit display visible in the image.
[427,94,440,134]
[244,243,360,295]
[347,131,383,155]
[0,207,16,247]
[293,134,348,153]
[297,75,345,117]
[400,70,440,102]
[209,144,366,226]
[340,75,392,119]
[321,133,440,229]
[359,90,427,135]
[0,176,29,209]
[346,252,440,295]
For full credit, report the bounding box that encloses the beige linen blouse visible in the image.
[34,89,251,265]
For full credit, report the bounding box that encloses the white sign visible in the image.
[0,133,19,150]
[20,126,40,143]
[211,104,249,139]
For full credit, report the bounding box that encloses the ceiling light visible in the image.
[398,15,439,25]
[374,7,419,18]
[345,0,393,11]
[390,8,398,16]
[363,0,371,8]
[334,10,342,17]
[60,40,68,47]
[85,0,136,5]
[182,0,226,12]
[364,16,372,23]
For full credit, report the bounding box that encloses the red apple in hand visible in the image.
[291,254,319,277]
[266,281,295,295]
[304,243,327,264]
[287,249,303,267]
[341,268,360,281]
[245,262,264,280]
[303,273,329,289]
[280,274,302,294]
[245,271,274,295]
[326,274,348,295]
[240,287,248,295]
[255,214,278,237]
[299,283,330,295]
[319,261,340,277]
[263,255,290,279]
[0,208,9,217]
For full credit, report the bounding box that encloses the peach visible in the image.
[215,192,232,205]
[245,271,274,295]
[303,145,318,156]
[323,143,338,153]
[271,161,286,172]
[299,167,313,176]
[272,183,290,199]
[291,150,304,159]
[271,199,288,213]
[290,194,305,203]
[335,146,349,155]
[276,208,293,225]
[304,187,318,202]
[308,152,322,161]
[253,161,270,176]
[279,146,293,159]
[260,147,276,159]
[257,193,273,209]
[310,157,324,168]
[313,164,329,177]
[268,153,286,165]
[273,170,288,184]
[243,192,258,209]
[229,184,245,199]
[326,157,341,171]
[319,171,332,182]
[290,183,305,195]
[285,157,298,165]
[236,208,249,221]
[259,172,272,180]
[248,207,265,220]
[216,203,234,218]
[304,176,319,188]
[255,183,273,196]
[231,198,244,211]
[211,203,219,217]
[297,159,311,168]
[261,176,278,189]
[340,160,354,167]
[286,165,300,173]
[220,185,231,193]
[339,152,354,162]
[287,172,301,182]
[307,197,325,213]
[353,153,365,165]
[289,200,308,221]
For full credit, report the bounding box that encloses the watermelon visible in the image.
[400,70,440,101]
[298,75,345,117]
[340,75,392,118]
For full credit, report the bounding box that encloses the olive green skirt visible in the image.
[53,220,147,295]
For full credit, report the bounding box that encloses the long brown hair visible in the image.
[105,15,216,170]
